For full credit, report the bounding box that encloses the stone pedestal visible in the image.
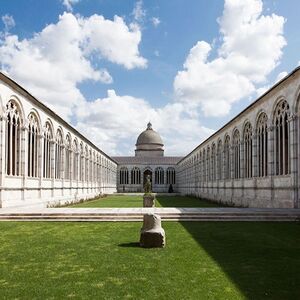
[140,214,165,248]
[143,194,155,207]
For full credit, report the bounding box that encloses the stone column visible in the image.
[240,141,245,178]
[61,145,65,196]
[0,116,5,207]
[288,114,298,208]
[51,140,55,198]
[128,166,132,191]
[21,124,28,201]
[252,134,258,177]
[267,125,275,176]
[38,133,43,200]
[230,145,234,179]
[222,149,226,180]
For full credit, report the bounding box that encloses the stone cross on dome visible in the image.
[147,121,152,130]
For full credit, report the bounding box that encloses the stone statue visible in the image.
[144,174,152,193]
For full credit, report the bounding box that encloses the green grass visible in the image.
[69,195,220,208]
[0,222,299,299]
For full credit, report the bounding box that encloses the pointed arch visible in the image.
[43,121,53,178]
[224,135,231,179]
[256,112,268,177]
[55,128,63,179]
[217,139,222,180]
[166,167,176,185]
[120,167,129,185]
[274,99,290,175]
[155,167,164,185]
[5,99,23,176]
[131,166,141,185]
[27,112,40,177]
[232,129,241,179]
[243,122,253,178]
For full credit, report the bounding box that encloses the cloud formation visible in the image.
[0,12,146,119]
[62,0,80,12]
[151,17,160,27]
[132,0,146,22]
[0,1,287,156]
[174,0,286,116]
[1,14,15,31]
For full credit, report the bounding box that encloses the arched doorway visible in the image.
[143,169,152,189]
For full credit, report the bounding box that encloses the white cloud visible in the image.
[174,0,286,117]
[132,0,146,22]
[0,12,146,120]
[1,14,15,31]
[276,71,288,82]
[62,0,80,12]
[76,90,214,155]
[256,70,288,97]
[82,15,147,69]
[151,17,160,27]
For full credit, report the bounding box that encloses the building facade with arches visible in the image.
[113,122,181,192]
[177,67,300,208]
[0,73,117,208]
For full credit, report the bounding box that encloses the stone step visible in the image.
[0,213,298,221]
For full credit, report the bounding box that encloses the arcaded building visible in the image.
[177,67,300,209]
[0,72,117,208]
[113,122,182,193]
[1,67,300,208]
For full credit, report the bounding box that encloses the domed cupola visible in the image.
[135,122,164,157]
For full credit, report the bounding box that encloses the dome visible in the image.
[136,122,163,146]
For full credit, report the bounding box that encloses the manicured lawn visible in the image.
[0,222,299,299]
[69,194,221,208]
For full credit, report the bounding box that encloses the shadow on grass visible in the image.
[118,242,140,248]
[179,221,300,299]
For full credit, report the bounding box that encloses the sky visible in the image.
[0,0,300,156]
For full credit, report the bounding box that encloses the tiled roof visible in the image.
[112,156,183,165]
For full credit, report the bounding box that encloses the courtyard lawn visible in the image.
[0,222,299,299]
[69,194,221,208]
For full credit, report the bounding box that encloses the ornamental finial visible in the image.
[147,121,152,130]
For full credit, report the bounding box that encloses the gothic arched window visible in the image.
[5,100,22,176]
[274,100,290,175]
[207,147,210,181]
[79,143,84,181]
[55,129,63,179]
[73,139,78,180]
[43,122,53,178]
[211,143,216,181]
[155,167,164,185]
[120,167,129,184]
[232,129,241,179]
[65,134,71,180]
[243,122,253,178]
[257,112,268,177]
[85,147,89,182]
[224,135,230,180]
[27,113,40,177]
[131,167,141,184]
[166,167,176,185]
[217,140,222,180]
[202,149,206,182]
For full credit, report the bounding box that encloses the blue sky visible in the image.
[1,0,300,155]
